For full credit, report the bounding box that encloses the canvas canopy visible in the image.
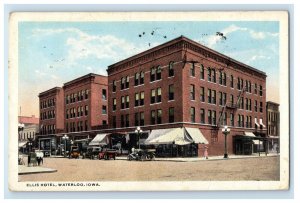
[185,127,209,144]
[18,141,27,148]
[89,134,108,146]
[244,132,256,137]
[145,127,209,145]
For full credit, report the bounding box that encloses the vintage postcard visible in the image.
[8,11,289,191]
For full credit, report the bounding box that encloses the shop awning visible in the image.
[245,132,256,137]
[185,127,209,144]
[18,141,27,148]
[145,128,192,145]
[89,134,108,146]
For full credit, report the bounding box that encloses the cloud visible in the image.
[247,55,271,63]
[205,24,278,47]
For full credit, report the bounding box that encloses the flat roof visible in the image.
[38,87,61,97]
[63,73,107,87]
[108,35,266,76]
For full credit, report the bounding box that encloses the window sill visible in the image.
[134,84,145,88]
[149,79,162,84]
[120,108,130,111]
[168,76,175,78]
[168,100,175,102]
[150,102,162,106]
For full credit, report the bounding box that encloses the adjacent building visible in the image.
[36,73,108,155]
[266,101,280,153]
[107,36,267,156]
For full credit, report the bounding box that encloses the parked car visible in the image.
[82,147,101,159]
[69,146,80,159]
[99,149,117,160]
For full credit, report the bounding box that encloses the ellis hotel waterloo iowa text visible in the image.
[36,36,279,157]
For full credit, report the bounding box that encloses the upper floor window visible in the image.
[200,87,205,102]
[157,109,162,124]
[212,69,216,83]
[126,95,130,108]
[219,71,226,86]
[151,89,156,104]
[102,89,107,100]
[135,72,139,86]
[113,80,116,92]
[113,98,117,111]
[150,67,156,82]
[151,110,156,125]
[121,96,125,109]
[157,88,162,103]
[102,105,107,115]
[254,83,258,94]
[85,105,88,116]
[156,66,162,80]
[200,108,205,124]
[190,107,195,123]
[259,85,263,96]
[135,93,139,107]
[200,64,205,80]
[230,75,234,88]
[140,92,145,106]
[125,76,130,89]
[121,77,125,90]
[140,112,145,126]
[169,62,174,77]
[169,84,174,100]
[190,84,195,100]
[208,68,211,81]
[260,101,263,113]
[140,72,144,84]
[230,113,234,126]
[85,90,89,99]
[190,63,195,77]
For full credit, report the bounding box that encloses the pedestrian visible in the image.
[204,146,208,159]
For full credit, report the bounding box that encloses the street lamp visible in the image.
[135,126,143,149]
[62,134,69,157]
[222,125,230,159]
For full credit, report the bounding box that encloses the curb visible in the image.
[18,169,58,175]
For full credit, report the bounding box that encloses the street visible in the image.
[19,156,280,181]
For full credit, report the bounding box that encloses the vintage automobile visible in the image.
[127,148,156,161]
[69,146,80,159]
[98,149,117,160]
[82,146,101,159]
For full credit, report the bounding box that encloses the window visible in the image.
[126,95,129,108]
[200,109,205,123]
[125,114,129,127]
[157,88,162,103]
[151,89,156,104]
[238,115,241,127]
[85,90,89,99]
[151,110,156,124]
[135,72,139,86]
[169,62,174,77]
[230,75,234,88]
[200,87,205,102]
[255,100,258,112]
[66,123,69,132]
[85,105,88,116]
[219,92,222,106]
[208,110,212,124]
[169,85,174,100]
[259,85,263,96]
[150,67,156,82]
[112,116,116,128]
[102,89,107,100]
[249,116,252,128]
[81,90,84,100]
[135,93,139,107]
[212,111,216,125]
[230,113,234,126]
[125,76,129,89]
[140,72,144,84]
[208,89,211,103]
[190,107,195,123]
[248,81,252,93]
[223,93,227,106]
[254,83,257,94]
[113,80,117,92]
[66,96,69,104]
[241,79,244,90]
[246,116,249,128]
[237,77,241,90]
[223,72,227,86]
[102,120,107,125]
[219,71,222,84]
[241,97,244,109]
[135,113,139,126]
[212,69,216,83]
[140,112,145,126]
[113,98,117,111]
[212,90,216,104]
[140,92,144,106]
[74,108,77,118]
[121,96,125,109]
[121,115,124,127]
[66,109,69,119]
[190,84,195,100]
[208,68,211,81]
[77,92,81,101]
[157,109,162,124]
[121,77,125,90]
[241,115,244,127]
[190,63,195,76]
[169,107,174,123]
[260,101,263,113]
[102,105,107,114]
[77,107,80,117]
[200,64,204,79]
[156,66,162,80]
[81,106,83,116]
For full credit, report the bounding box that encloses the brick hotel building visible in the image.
[37,74,108,155]
[107,36,267,156]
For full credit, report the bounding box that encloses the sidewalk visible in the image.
[116,153,279,162]
[18,165,57,175]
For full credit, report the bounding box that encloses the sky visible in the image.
[18,21,279,117]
